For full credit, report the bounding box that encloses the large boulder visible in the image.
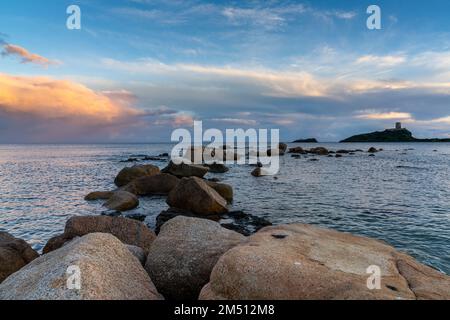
[114,164,160,187]
[122,174,179,196]
[200,224,450,300]
[166,177,228,215]
[0,232,39,283]
[145,217,246,300]
[288,147,306,154]
[0,233,162,300]
[103,191,139,212]
[205,180,233,203]
[162,161,209,178]
[43,216,156,254]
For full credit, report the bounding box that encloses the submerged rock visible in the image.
[0,233,162,300]
[114,164,160,187]
[162,161,209,178]
[103,191,139,212]
[0,232,39,284]
[166,177,228,215]
[145,216,246,300]
[368,147,379,153]
[121,173,179,196]
[43,216,156,254]
[200,224,450,300]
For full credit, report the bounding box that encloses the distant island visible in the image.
[341,122,450,143]
[292,138,318,143]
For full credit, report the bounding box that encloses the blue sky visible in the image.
[1,0,450,142]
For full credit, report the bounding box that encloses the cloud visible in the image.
[355,55,407,68]
[355,111,413,120]
[0,73,140,122]
[1,44,60,67]
[209,118,258,126]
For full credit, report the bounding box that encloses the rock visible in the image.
[155,208,271,237]
[369,154,376,157]
[200,224,450,300]
[220,211,272,236]
[84,191,114,201]
[114,164,160,187]
[124,213,147,222]
[0,233,162,300]
[291,154,301,159]
[43,216,156,254]
[309,158,319,162]
[205,162,229,173]
[205,181,233,203]
[279,143,288,155]
[166,177,228,215]
[121,174,179,196]
[101,210,121,217]
[336,150,350,154]
[0,232,39,283]
[288,147,305,154]
[127,245,146,266]
[103,191,139,212]
[159,153,169,157]
[335,154,343,158]
[162,161,209,178]
[145,216,246,300]
[120,157,139,163]
[309,147,329,155]
[251,167,262,177]
[368,147,379,153]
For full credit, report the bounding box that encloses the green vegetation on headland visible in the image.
[292,138,318,143]
[341,127,450,143]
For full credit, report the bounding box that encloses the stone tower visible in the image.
[395,122,402,130]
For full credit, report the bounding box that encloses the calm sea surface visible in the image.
[0,143,449,274]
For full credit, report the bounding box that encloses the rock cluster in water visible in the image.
[1,144,450,300]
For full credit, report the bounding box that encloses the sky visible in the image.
[0,0,450,143]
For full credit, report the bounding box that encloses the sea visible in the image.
[0,143,449,274]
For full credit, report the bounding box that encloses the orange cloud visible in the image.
[2,44,59,67]
[0,73,141,122]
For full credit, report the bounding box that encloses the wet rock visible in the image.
[205,180,233,203]
[205,162,229,173]
[121,174,179,196]
[103,191,139,212]
[368,147,379,153]
[162,161,209,178]
[114,164,160,187]
[335,154,343,158]
[292,154,302,159]
[220,211,272,236]
[0,232,39,283]
[84,191,114,201]
[120,158,139,163]
[155,208,271,237]
[124,213,147,222]
[145,216,246,300]
[288,147,305,154]
[279,143,288,155]
[43,216,156,255]
[336,150,350,154]
[0,233,162,300]
[166,177,228,215]
[200,224,450,300]
[309,147,329,155]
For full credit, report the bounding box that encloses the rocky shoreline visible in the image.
[1,145,449,300]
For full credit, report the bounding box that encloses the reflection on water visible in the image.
[0,143,449,274]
